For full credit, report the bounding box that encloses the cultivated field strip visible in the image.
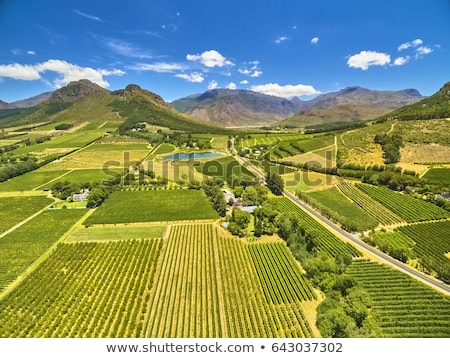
[347,260,450,337]
[145,223,314,338]
[337,182,403,225]
[275,197,361,257]
[0,239,163,337]
[398,221,450,278]
[249,242,316,304]
[356,183,450,222]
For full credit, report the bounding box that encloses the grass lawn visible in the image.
[66,225,167,242]
[85,189,218,225]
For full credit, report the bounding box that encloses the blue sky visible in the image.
[0,0,449,102]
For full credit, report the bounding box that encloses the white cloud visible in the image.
[393,56,410,66]
[27,50,36,55]
[0,63,41,80]
[239,61,262,77]
[11,49,21,55]
[74,9,104,22]
[311,37,319,44]
[417,46,432,55]
[240,80,249,85]
[208,80,218,90]
[129,62,187,73]
[226,82,237,90]
[175,72,204,83]
[95,35,153,59]
[0,59,124,88]
[250,70,263,78]
[347,51,391,70]
[186,50,234,68]
[398,38,423,51]
[275,36,288,44]
[238,68,251,75]
[250,83,320,97]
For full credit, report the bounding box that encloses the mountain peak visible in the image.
[112,84,166,104]
[50,79,109,103]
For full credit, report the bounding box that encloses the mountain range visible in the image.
[171,87,425,127]
[3,81,448,131]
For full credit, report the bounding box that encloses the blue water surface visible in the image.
[162,152,224,160]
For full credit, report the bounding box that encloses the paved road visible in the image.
[231,140,450,295]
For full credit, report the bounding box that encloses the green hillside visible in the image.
[111,85,229,134]
[376,81,450,122]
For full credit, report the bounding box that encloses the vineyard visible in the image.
[422,167,450,186]
[347,260,450,337]
[0,239,163,337]
[271,136,334,160]
[399,221,450,282]
[40,142,151,171]
[0,209,87,292]
[275,197,361,258]
[249,242,316,304]
[300,187,379,231]
[0,196,53,233]
[356,183,450,222]
[0,169,69,191]
[0,222,321,337]
[336,182,403,225]
[145,223,315,338]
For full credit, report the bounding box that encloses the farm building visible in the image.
[222,189,236,204]
[72,189,90,202]
[240,205,258,214]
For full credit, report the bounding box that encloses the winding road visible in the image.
[230,139,450,295]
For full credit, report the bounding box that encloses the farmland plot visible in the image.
[0,209,87,292]
[0,196,54,234]
[347,260,450,337]
[0,223,316,337]
[0,239,163,337]
[40,142,151,171]
[356,183,449,222]
[85,190,218,225]
[145,223,315,338]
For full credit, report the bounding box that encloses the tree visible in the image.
[242,186,258,205]
[266,172,284,195]
[86,187,109,208]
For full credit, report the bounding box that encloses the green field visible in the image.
[0,169,69,191]
[272,136,335,160]
[422,167,450,186]
[55,168,124,184]
[195,156,256,183]
[40,142,150,171]
[0,223,316,337]
[67,225,167,242]
[399,221,450,282]
[276,197,361,258]
[85,190,219,225]
[11,129,106,156]
[303,186,379,231]
[0,208,87,292]
[348,260,450,337]
[0,196,54,234]
[337,182,403,225]
[356,183,450,222]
